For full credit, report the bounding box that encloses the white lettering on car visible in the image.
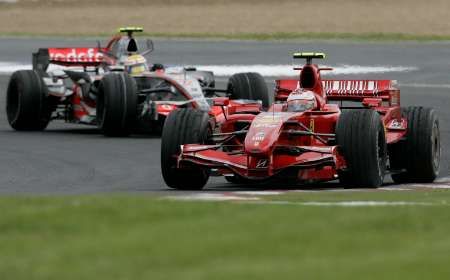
[49,48,104,63]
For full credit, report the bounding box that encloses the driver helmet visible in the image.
[287,90,317,112]
[124,54,148,76]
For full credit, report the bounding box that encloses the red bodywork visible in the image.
[178,63,407,183]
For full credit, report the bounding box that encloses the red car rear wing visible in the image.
[32,47,106,71]
[276,79,400,105]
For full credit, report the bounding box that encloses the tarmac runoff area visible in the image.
[0,38,448,194]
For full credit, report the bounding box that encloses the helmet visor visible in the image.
[127,63,148,75]
[287,100,315,112]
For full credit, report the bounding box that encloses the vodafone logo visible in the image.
[48,48,104,63]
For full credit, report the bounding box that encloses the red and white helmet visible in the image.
[287,90,317,112]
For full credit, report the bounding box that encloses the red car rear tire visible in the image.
[390,107,440,183]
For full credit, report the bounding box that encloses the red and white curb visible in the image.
[165,177,450,205]
[249,201,439,207]
[167,193,261,202]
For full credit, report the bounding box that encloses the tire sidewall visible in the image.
[161,108,211,189]
[336,110,387,187]
[228,72,271,109]
[97,73,137,136]
[6,70,50,130]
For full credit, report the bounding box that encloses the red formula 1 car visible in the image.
[6,27,271,136]
[161,52,441,189]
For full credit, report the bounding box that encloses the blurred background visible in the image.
[1,0,450,38]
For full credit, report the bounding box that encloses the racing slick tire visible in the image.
[97,73,138,136]
[6,70,53,131]
[227,72,271,109]
[161,108,211,190]
[390,107,440,183]
[336,110,387,187]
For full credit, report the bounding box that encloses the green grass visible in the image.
[2,32,450,42]
[1,191,450,280]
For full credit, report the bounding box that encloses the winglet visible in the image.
[293,52,326,65]
[118,26,144,33]
[118,27,144,37]
[293,52,326,59]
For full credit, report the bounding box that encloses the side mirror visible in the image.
[146,39,154,52]
[213,97,230,107]
[141,39,154,56]
[97,40,117,60]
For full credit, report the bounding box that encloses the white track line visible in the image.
[399,83,450,89]
[377,187,412,191]
[248,201,440,207]
[194,64,417,76]
[436,176,450,183]
[8,62,448,89]
[231,191,285,196]
[165,195,444,206]
[165,178,450,202]
[166,193,260,201]
[0,62,416,76]
[410,184,450,189]
[0,62,32,73]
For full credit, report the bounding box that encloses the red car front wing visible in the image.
[178,144,346,182]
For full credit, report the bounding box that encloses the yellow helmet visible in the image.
[124,54,148,76]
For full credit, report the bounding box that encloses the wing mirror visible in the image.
[141,39,154,56]
[213,97,230,107]
[147,39,154,52]
[97,40,117,60]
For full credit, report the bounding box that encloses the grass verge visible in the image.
[1,191,450,280]
[2,1,450,42]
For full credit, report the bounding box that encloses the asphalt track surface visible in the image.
[0,38,449,194]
